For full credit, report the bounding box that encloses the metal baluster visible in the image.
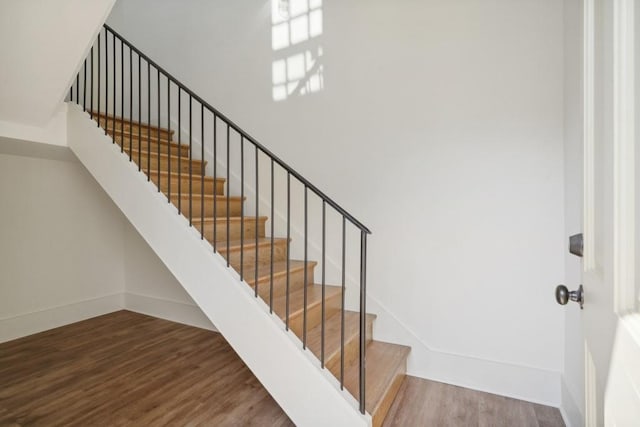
[112,31,116,139]
[147,61,151,180]
[83,59,87,111]
[200,104,204,239]
[97,32,100,126]
[240,136,244,282]
[75,73,79,104]
[359,230,367,414]
[189,96,193,225]
[157,68,161,191]
[188,96,193,225]
[226,124,230,268]
[303,185,308,349]
[341,216,346,390]
[178,87,182,213]
[104,30,108,135]
[213,114,217,251]
[321,200,326,367]
[120,38,124,152]
[270,159,274,313]
[254,146,259,297]
[129,47,132,161]
[138,54,141,170]
[286,172,290,330]
[90,44,94,120]
[167,78,171,201]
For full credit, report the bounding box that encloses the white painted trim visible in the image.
[604,314,640,425]
[561,375,584,427]
[612,0,636,314]
[583,0,596,272]
[367,295,562,407]
[0,293,124,343]
[67,104,370,427]
[124,292,217,332]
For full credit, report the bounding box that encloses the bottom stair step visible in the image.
[344,341,411,427]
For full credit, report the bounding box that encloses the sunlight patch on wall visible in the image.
[271,0,324,102]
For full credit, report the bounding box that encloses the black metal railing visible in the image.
[68,23,371,414]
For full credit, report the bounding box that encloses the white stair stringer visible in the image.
[67,105,370,427]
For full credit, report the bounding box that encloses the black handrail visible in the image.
[103,24,370,235]
[69,24,371,416]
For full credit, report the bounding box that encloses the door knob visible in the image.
[555,284,584,309]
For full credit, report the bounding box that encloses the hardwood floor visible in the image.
[0,311,293,427]
[0,311,565,427]
[383,376,565,427]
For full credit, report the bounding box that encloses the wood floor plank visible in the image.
[0,311,293,427]
[384,376,565,427]
[1,313,566,427]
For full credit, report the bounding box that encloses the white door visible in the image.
[582,0,640,425]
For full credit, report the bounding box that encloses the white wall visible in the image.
[0,0,115,127]
[123,220,215,331]
[108,0,566,405]
[561,1,585,426]
[0,131,210,342]
[0,136,125,342]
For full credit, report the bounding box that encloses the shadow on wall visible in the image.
[271,0,324,102]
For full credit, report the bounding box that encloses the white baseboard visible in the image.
[124,292,217,332]
[0,293,124,343]
[560,375,584,427]
[367,295,562,408]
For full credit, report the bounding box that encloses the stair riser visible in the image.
[290,291,342,337]
[196,218,266,243]
[170,197,243,217]
[112,134,187,157]
[134,152,205,175]
[222,240,288,271]
[256,264,315,300]
[96,117,172,139]
[156,176,224,197]
[372,366,407,427]
[326,320,374,380]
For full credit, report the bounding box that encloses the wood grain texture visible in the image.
[383,376,566,427]
[0,311,293,427]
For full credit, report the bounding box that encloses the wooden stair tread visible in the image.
[243,260,316,285]
[91,111,175,135]
[128,147,206,164]
[192,216,268,224]
[107,127,174,143]
[217,237,288,253]
[110,130,182,147]
[344,341,410,417]
[171,193,244,201]
[148,169,224,183]
[306,311,376,362]
[272,284,341,320]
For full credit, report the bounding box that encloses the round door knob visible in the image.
[555,285,569,305]
[555,284,584,309]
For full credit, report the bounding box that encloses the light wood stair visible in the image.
[95,112,410,426]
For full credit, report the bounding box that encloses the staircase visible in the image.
[68,24,410,426]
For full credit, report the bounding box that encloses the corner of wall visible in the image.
[560,374,584,427]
